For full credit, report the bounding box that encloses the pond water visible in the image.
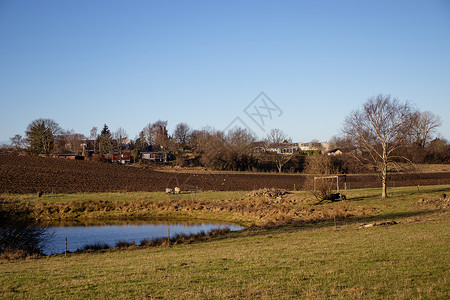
[43,220,243,255]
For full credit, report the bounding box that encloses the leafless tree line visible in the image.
[7,94,447,180]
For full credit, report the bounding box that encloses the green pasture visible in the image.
[1,185,449,299]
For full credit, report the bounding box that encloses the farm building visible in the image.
[51,153,78,160]
[266,142,331,155]
[105,152,132,164]
[327,148,354,156]
[327,149,343,156]
[267,144,299,155]
[141,151,170,163]
[90,152,132,164]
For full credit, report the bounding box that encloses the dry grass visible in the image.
[2,186,449,230]
[1,188,379,228]
[1,206,448,299]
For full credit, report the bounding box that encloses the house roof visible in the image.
[328,148,342,153]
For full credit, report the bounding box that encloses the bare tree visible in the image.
[173,123,192,150]
[192,127,228,169]
[264,129,293,173]
[411,111,442,147]
[265,128,289,145]
[114,127,128,152]
[90,127,98,152]
[55,130,85,153]
[189,126,222,153]
[142,123,155,146]
[90,127,98,140]
[342,94,413,198]
[426,138,450,163]
[329,135,352,149]
[271,152,294,173]
[226,127,256,151]
[142,120,169,150]
[10,134,25,150]
[223,128,257,171]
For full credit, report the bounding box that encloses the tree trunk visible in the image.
[277,163,282,173]
[381,160,388,198]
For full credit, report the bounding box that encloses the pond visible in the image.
[43,220,244,255]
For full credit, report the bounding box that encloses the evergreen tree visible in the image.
[98,124,113,154]
[25,119,61,155]
[134,130,149,151]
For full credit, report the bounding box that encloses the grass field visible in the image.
[1,186,449,299]
[1,190,245,204]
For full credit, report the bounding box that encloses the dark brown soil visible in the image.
[0,154,449,193]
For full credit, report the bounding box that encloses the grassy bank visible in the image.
[21,184,444,231]
[1,186,449,298]
[2,185,449,226]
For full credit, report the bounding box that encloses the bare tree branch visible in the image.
[342,94,413,198]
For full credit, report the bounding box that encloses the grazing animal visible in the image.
[37,191,43,198]
[174,187,181,194]
[165,188,173,194]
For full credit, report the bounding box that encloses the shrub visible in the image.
[115,241,136,248]
[0,198,48,256]
[304,155,339,201]
[80,243,110,251]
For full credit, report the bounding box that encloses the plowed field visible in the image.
[0,154,449,193]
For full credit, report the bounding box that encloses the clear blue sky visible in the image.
[1,0,449,143]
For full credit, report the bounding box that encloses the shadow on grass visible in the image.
[341,185,449,202]
[415,187,450,194]
[238,209,444,239]
[337,209,441,226]
[346,194,384,202]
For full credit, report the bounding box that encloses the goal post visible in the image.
[313,175,347,192]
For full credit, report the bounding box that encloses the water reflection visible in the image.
[43,218,224,227]
[43,219,243,255]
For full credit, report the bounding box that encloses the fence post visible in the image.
[168,228,170,247]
